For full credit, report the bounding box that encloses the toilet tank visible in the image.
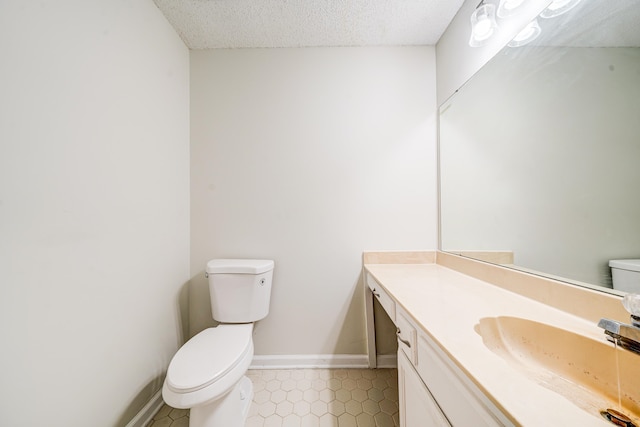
[206,259,274,323]
[609,259,640,293]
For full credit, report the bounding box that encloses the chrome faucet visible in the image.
[598,294,640,355]
[598,318,640,354]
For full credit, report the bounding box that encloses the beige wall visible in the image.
[190,47,438,356]
[0,1,190,426]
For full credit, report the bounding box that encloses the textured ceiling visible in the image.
[153,0,466,49]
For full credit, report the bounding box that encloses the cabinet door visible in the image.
[416,332,512,427]
[398,351,451,427]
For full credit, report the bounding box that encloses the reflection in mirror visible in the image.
[439,0,640,294]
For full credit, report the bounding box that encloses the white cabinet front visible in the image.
[398,350,451,427]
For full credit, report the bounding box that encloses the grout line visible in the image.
[151,368,399,427]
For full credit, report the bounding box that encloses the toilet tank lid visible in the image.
[609,259,640,272]
[206,259,274,274]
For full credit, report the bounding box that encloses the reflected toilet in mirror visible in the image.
[610,260,640,293]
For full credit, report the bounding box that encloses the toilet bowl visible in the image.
[609,259,640,293]
[162,259,274,427]
[163,324,254,426]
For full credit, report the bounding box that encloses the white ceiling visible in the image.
[153,0,467,49]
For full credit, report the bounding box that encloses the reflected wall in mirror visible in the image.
[440,0,640,294]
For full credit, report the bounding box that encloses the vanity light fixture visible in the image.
[540,0,583,18]
[507,19,542,47]
[469,1,499,47]
[497,0,526,18]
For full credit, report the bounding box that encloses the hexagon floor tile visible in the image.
[149,368,399,427]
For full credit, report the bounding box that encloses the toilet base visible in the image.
[189,376,253,427]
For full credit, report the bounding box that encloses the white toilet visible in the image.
[609,259,640,293]
[163,259,274,427]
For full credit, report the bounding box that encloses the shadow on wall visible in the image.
[188,271,219,339]
[116,375,164,427]
[324,274,369,356]
[176,280,191,345]
[116,280,190,427]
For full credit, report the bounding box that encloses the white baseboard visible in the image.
[376,354,398,369]
[125,389,164,427]
[250,354,397,370]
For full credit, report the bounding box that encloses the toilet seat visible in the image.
[163,324,254,408]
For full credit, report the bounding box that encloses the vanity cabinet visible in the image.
[366,273,513,427]
[398,350,451,427]
[415,329,510,427]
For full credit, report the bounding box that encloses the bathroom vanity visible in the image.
[363,251,638,427]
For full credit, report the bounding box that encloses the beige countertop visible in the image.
[364,260,622,427]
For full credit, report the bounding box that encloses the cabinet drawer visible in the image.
[416,331,511,427]
[396,307,417,364]
[367,273,396,323]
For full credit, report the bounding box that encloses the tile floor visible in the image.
[149,368,399,427]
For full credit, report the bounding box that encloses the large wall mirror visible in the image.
[440,0,640,295]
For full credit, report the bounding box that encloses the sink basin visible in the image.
[475,316,640,425]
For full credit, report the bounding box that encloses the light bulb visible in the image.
[540,0,582,18]
[498,0,526,18]
[469,4,498,47]
[475,17,493,40]
[547,0,573,11]
[508,19,542,47]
